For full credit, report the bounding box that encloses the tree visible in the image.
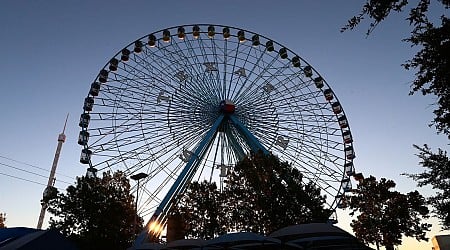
[0,213,6,228]
[342,0,450,137]
[343,0,450,236]
[225,152,332,234]
[404,144,450,229]
[347,176,431,250]
[171,181,227,239]
[47,171,142,250]
[172,152,332,238]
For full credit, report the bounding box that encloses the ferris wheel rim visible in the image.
[78,23,356,223]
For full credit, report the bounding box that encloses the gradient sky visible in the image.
[0,1,448,249]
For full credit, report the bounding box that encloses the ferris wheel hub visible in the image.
[219,100,236,114]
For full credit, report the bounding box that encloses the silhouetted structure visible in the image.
[129,223,373,249]
[0,227,77,250]
[432,235,450,250]
[37,115,68,229]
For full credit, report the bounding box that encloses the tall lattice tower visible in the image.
[36,114,68,229]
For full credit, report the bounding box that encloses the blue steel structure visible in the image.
[135,109,270,245]
[78,24,357,246]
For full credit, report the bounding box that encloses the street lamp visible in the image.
[131,172,148,233]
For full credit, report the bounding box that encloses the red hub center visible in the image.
[220,100,235,114]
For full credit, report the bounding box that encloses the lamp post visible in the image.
[131,172,148,233]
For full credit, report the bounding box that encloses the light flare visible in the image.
[148,220,163,236]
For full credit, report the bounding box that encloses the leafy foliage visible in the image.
[224,152,332,234]
[347,176,431,250]
[47,171,142,250]
[172,152,331,238]
[342,0,450,137]
[341,0,409,35]
[405,144,450,229]
[0,213,5,228]
[343,0,450,238]
[171,181,227,239]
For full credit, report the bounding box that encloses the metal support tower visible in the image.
[134,111,269,246]
[36,114,68,229]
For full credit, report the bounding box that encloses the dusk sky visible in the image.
[0,1,448,249]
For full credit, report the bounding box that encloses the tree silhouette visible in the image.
[172,152,331,238]
[341,0,450,138]
[171,181,227,239]
[0,213,6,228]
[347,176,430,250]
[405,144,450,229]
[224,152,331,234]
[343,0,450,236]
[47,171,142,250]
[342,0,450,136]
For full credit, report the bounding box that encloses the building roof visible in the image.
[432,234,450,250]
[0,227,77,250]
[130,223,373,250]
[269,223,350,241]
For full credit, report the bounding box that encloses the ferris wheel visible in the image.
[78,24,356,242]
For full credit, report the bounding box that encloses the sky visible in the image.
[0,1,448,249]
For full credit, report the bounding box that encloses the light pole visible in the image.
[131,172,148,233]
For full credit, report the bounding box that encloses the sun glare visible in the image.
[148,220,163,236]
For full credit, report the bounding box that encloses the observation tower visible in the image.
[36,114,68,229]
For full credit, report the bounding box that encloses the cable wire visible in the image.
[0,171,64,191]
[0,154,74,180]
[0,162,72,185]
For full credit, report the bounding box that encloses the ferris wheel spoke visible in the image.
[208,37,228,101]
[179,36,214,77]
[278,118,340,135]
[99,82,168,109]
[121,54,180,100]
[269,88,323,108]
[225,46,256,100]
[179,38,223,100]
[168,38,207,79]
[196,36,225,99]
[87,120,145,153]
[278,152,334,188]
[228,127,250,156]
[110,64,153,85]
[114,60,175,94]
[228,47,258,100]
[134,47,181,85]
[139,57,189,95]
[225,40,243,99]
[138,162,184,213]
[91,125,182,168]
[234,54,292,105]
[203,136,222,183]
[146,43,194,77]
[226,134,245,163]
[278,132,342,165]
[221,39,229,99]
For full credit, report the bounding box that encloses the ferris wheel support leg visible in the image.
[133,114,225,247]
[228,115,269,155]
